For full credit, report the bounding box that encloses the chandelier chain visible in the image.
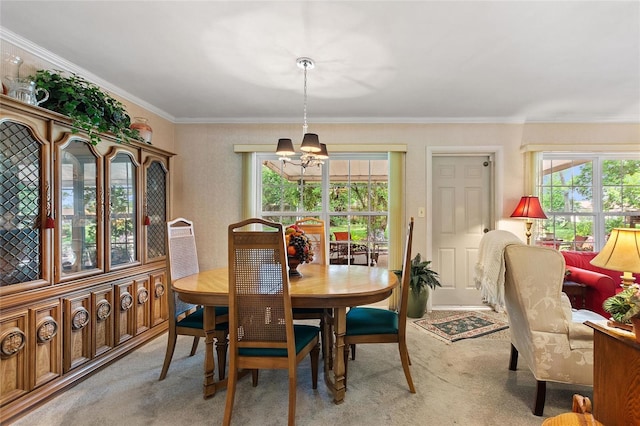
[303,61,308,135]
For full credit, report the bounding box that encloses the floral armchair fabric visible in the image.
[503,244,605,416]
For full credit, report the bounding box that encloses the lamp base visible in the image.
[525,220,533,245]
[620,274,636,290]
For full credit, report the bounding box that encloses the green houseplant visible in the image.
[30,69,142,145]
[394,253,442,318]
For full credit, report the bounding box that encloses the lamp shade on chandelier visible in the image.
[276,57,328,168]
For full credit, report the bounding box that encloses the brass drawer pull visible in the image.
[37,316,59,343]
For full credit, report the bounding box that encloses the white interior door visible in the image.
[431,155,492,307]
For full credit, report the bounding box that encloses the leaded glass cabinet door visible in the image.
[0,119,50,288]
[106,149,140,269]
[144,158,168,262]
[56,138,103,281]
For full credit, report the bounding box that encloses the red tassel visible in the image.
[144,215,151,226]
[45,215,55,229]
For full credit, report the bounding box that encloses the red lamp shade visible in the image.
[510,196,547,219]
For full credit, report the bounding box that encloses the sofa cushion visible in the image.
[561,251,615,317]
[561,250,640,284]
[562,251,616,283]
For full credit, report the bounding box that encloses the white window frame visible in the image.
[538,152,640,250]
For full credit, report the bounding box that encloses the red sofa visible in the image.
[560,251,639,317]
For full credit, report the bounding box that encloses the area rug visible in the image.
[413,311,509,342]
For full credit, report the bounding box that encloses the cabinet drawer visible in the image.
[63,293,91,372]
[92,285,114,357]
[134,277,151,335]
[150,271,168,327]
[30,299,62,388]
[114,281,136,345]
[0,308,29,406]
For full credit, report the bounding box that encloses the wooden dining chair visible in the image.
[294,217,327,264]
[159,218,229,381]
[343,217,416,393]
[224,218,320,426]
[292,217,333,366]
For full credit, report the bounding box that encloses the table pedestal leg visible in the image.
[325,306,346,404]
[202,306,217,398]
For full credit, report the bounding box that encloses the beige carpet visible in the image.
[12,311,590,425]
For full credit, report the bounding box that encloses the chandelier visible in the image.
[276,57,329,168]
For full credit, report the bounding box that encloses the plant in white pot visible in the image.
[394,253,442,318]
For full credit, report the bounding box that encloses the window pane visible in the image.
[602,186,622,212]
[350,182,369,211]
[372,182,388,211]
[301,181,322,211]
[329,160,349,213]
[541,159,593,213]
[602,159,640,212]
[329,181,348,212]
[262,161,295,212]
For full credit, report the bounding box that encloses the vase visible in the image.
[407,287,429,318]
[288,257,302,277]
[632,317,640,343]
[130,117,153,144]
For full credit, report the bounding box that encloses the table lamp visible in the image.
[590,228,640,288]
[510,196,547,245]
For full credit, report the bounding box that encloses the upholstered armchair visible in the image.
[503,244,605,416]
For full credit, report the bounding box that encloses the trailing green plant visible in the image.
[394,253,442,295]
[30,69,142,145]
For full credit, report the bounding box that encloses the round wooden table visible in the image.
[172,263,398,404]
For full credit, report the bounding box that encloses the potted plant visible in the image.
[30,69,142,145]
[603,283,640,342]
[394,253,441,318]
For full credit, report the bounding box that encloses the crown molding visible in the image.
[1,26,175,122]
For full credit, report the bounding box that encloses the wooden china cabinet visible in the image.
[0,95,174,423]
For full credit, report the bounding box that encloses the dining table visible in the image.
[171,263,399,404]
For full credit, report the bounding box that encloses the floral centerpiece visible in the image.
[285,224,314,276]
[603,283,640,324]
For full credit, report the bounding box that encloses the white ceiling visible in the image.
[1,1,639,124]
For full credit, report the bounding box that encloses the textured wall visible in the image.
[173,122,639,270]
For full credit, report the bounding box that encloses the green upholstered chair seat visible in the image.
[239,325,320,357]
[346,307,398,336]
[177,306,229,330]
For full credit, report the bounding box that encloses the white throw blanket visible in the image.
[474,230,523,312]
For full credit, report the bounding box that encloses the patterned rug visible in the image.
[413,311,509,342]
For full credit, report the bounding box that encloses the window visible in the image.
[258,153,389,267]
[537,153,640,251]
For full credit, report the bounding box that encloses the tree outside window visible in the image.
[259,154,389,267]
[538,155,640,251]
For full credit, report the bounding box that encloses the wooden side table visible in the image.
[562,280,587,309]
[585,321,640,426]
